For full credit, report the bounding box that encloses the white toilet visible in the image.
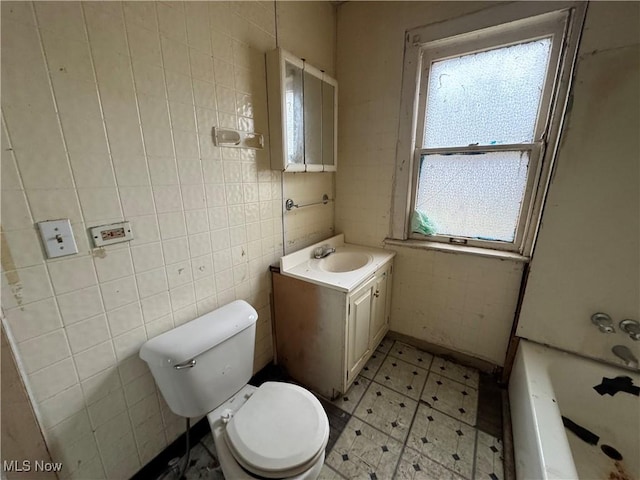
[140,300,329,479]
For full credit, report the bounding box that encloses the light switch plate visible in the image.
[38,219,79,259]
[90,222,133,247]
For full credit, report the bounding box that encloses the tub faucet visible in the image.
[313,245,335,259]
[619,319,640,341]
[612,345,639,369]
[591,313,615,333]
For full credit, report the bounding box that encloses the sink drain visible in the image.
[601,444,623,461]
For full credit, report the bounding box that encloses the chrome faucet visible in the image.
[313,245,335,259]
[612,345,639,369]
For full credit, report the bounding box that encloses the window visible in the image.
[392,4,586,256]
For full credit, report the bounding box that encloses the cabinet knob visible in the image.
[374,290,380,298]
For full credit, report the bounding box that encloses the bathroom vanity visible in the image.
[272,235,395,399]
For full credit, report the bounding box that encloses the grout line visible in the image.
[148,1,188,335]
[386,347,482,429]
[77,2,150,470]
[416,399,478,430]
[332,341,411,479]
[21,9,121,468]
[366,370,477,429]
[183,3,219,317]
[324,337,493,480]
[390,339,432,480]
[331,338,488,480]
[28,3,94,236]
[471,428,480,480]
[325,464,347,479]
[349,346,390,413]
[360,364,481,439]
[122,1,181,452]
[121,0,170,338]
[185,3,211,257]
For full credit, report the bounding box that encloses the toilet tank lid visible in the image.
[139,300,258,367]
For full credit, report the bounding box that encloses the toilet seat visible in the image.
[224,382,329,479]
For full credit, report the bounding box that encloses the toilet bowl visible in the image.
[208,384,327,479]
[139,300,329,480]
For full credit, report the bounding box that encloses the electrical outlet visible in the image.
[90,222,133,247]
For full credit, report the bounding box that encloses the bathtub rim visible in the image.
[509,339,580,480]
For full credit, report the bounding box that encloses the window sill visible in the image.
[383,238,530,263]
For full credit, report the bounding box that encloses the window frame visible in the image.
[411,145,542,252]
[391,2,587,257]
[411,15,565,252]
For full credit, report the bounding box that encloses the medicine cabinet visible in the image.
[266,48,337,172]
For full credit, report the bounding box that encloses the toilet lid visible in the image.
[225,382,329,477]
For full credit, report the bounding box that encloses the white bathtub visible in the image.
[509,340,639,480]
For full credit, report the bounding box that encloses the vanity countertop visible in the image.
[279,234,395,293]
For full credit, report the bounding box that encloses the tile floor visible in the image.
[169,337,505,480]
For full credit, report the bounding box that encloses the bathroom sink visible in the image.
[316,252,372,273]
[279,234,396,292]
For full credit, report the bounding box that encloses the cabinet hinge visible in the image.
[348,304,350,315]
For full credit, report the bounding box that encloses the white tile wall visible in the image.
[0,1,337,477]
[283,172,335,254]
[5,297,63,342]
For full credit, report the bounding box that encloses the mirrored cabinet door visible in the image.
[284,60,305,168]
[322,80,336,171]
[304,70,323,171]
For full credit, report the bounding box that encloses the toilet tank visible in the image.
[140,300,258,418]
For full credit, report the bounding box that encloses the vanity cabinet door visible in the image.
[346,276,376,382]
[369,265,391,349]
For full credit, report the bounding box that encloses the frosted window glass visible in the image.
[423,38,552,148]
[416,151,530,242]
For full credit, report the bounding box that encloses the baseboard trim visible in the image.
[130,417,210,480]
[386,330,501,375]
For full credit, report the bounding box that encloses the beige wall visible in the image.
[276,1,335,75]
[0,2,334,478]
[278,2,337,254]
[336,1,523,366]
[391,247,523,365]
[517,3,640,364]
[336,1,639,367]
